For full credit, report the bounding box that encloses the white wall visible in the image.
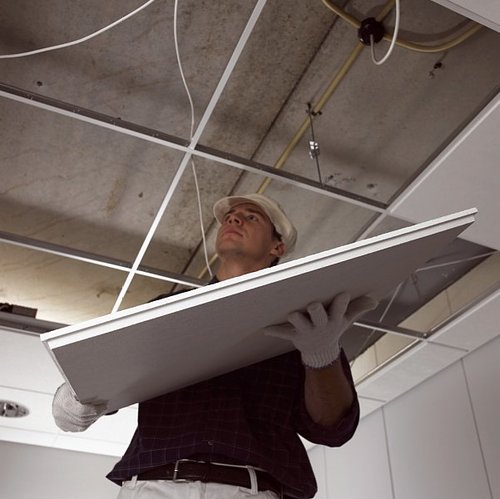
[0,440,120,499]
[310,333,500,499]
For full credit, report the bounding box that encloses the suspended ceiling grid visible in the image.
[0,0,499,457]
[0,0,499,324]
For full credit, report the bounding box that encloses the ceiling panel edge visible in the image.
[356,341,466,402]
[429,287,500,351]
[390,91,500,250]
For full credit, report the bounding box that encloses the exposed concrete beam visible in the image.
[111,0,270,311]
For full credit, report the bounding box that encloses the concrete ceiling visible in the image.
[0,0,499,457]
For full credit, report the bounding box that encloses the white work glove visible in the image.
[264,292,378,368]
[52,382,107,432]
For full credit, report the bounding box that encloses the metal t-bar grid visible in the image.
[0,230,205,288]
[1,3,490,323]
[110,0,269,312]
[0,83,387,214]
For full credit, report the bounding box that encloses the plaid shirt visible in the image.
[107,347,359,498]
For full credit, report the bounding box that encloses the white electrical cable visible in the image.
[173,0,195,139]
[370,0,401,66]
[173,0,213,278]
[190,159,214,277]
[0,0,157,59]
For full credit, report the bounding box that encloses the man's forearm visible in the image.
[304,358,354,427]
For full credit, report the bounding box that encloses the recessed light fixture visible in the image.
[0,400,29,418]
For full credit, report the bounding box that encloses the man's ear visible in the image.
[270,240,285,259]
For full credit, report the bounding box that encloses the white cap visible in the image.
[213,193,297,255]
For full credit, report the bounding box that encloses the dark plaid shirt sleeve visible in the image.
[294,349,360,447]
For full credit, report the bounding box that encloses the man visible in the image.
[53,193,377,499]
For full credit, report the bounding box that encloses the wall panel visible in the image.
[462,335,500,498]
[308,445,327,499]
[323,409,393,499]
[384,361,491,499]
[0,440,118,499]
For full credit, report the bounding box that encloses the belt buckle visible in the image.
[172,459,192,483]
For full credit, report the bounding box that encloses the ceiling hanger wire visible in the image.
[307,103,323,185]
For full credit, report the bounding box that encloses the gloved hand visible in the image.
[52,382,108,432]
[264,292,378,368]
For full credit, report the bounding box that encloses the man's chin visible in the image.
[216,244,241,256]
[216,236,244,250]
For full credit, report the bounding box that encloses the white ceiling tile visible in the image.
[0,386,138,457]
[42,210,475,412]
[430,287,500,351]
[0,427,57,447]
[351,345,378,383]
[0,387,137,457]
[430,0,500,31]
[358,397,384,419]
[357,342,466,402]
[0,328,64,393]
[0,387,59,433]
[392,92,500,250]
[52,434,129,457]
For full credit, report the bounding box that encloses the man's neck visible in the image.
[216,258,269,281]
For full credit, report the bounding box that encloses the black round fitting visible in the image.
[358,17,385,45]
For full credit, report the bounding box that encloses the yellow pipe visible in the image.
[257,0,397,195]
[320,0,361,29]
[320,0,482,54]
[257,41,365,194]
[375,0,397,21]
[384,23,483,53]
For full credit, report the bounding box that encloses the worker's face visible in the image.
[216,202,285,266]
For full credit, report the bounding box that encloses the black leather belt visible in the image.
[136,460,283,497]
